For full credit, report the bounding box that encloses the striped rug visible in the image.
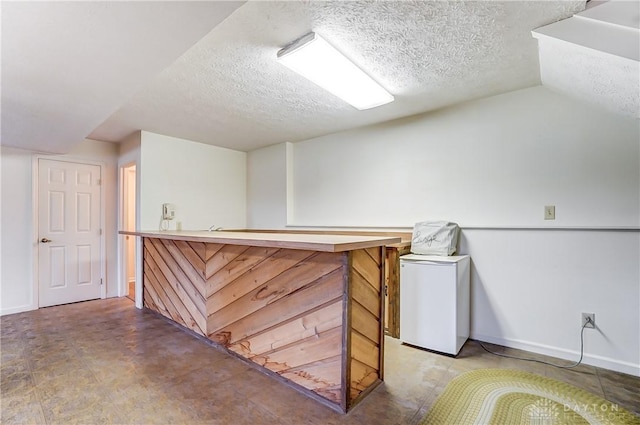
[420,369,640,425]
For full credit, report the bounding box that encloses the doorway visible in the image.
[122,164,137,302]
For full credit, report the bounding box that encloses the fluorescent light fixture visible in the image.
[277,32,394,110]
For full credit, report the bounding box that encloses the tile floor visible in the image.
[1,298,638,424]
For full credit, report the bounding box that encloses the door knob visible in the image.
[40,238,52,243]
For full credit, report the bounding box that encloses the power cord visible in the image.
[477,316,592,369]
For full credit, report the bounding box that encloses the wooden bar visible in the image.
[385,242,412,338]
[125,230,400,413]
[122,230,401,253]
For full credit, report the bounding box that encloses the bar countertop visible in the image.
[120,230,401,253]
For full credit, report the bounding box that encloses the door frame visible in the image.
[32,155,107,308]
[118,162,142,308]
[118,162,143,309]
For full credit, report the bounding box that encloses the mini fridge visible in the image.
[399,254,470,355]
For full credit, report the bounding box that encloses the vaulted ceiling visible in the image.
[5,0,634,155]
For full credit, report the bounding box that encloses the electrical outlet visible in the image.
[544,205,555,220]
[582,312,595,329]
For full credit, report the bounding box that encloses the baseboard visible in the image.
[0,303,36,316]
[471,332,640,377]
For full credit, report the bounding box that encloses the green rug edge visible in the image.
[419,368,640,425]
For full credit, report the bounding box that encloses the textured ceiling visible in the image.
[533,0,640,118]
[537,40,639,118]
[89,1,584,152]
[1,1,245,153]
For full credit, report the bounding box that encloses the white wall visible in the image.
[118,131,142,232]
[246,86,640,376]
[0,139,120,315]
[247,142,289,229]
[1,147,35,314]
[461,229,639,375]
[291,87,639,228]
[139,131,247,231]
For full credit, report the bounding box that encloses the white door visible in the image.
[38,159,102,307]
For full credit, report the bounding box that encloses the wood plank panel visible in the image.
[143,290,160,314]
[147,252,201,335]
[143,262,167,314]
[351,301,380,344]
[143,285,157,311]
[126,230,400,252]
[160,239,207,289]
[349,359,378,401]
[242,326,344,403]
[174,240,205,275]
[204,244,250,283]
[206,248,315,315]
[280,355,343,403]
[144,259,188,329]
[150,239,206,304]
[348,248,384,407]
[225,229,411,241]
[209,267,344,346]
[353,249,381,292]
[252,327,342,372]
[206,252,343,337]
[145,246,206,335]
[206,246,281,300]
[146,238,206,315]
[205,243,225,262]
[203,245,346,405]
[385,244,411,338]
[187,241,206,263]
[351,275,380,317]
[350,331,379,372]
[227,300,342,358]
[365,247,382,266]
[141,237,389,413]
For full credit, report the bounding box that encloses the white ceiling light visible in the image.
[277,32,394,110]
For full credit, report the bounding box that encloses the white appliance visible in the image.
[399,254,470,355]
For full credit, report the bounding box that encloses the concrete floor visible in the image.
[1,298,638,424]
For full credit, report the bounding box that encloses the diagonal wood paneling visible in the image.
[186,241,206,263]
[144,240,206,334]
[147,239,206,314]
[227,300,342,358]
[349,359,378,401]
[206,246,281,302]
[149,240,202,297]
[206,252,343,338]
[348,247,383,405]
[280,355,343,403]
[353,248,381,293]
[351,301,380,344]
[213,268,344,347]
[253,327,343,372]
[206,248,314,315]
[209,248,346,404]
[173,240,205,274]
[205,244,250,291]
[142,238,387,413]
[352,272,380,317]
[365,247,382,266]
